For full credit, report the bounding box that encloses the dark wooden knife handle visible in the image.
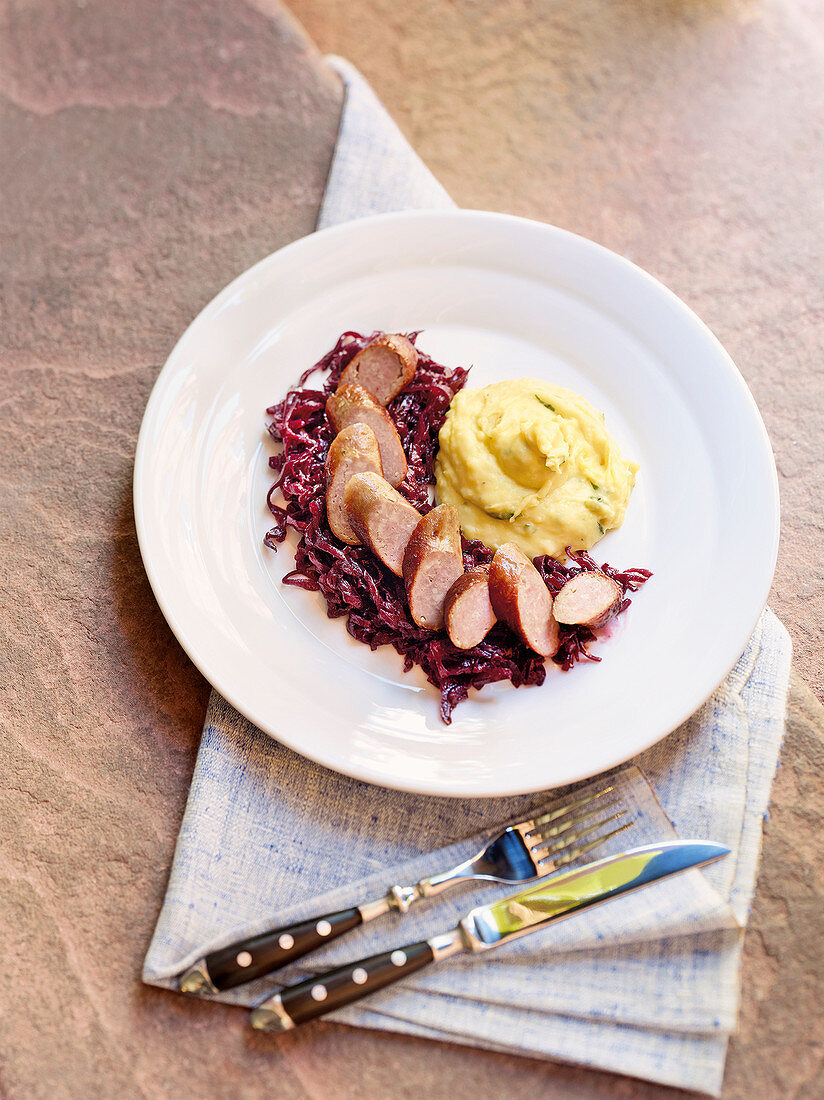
[204,907,363,990]
[277,940,434,1026]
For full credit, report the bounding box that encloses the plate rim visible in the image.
[134,208,780,797]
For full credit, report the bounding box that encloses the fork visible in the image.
[178,784,630,996]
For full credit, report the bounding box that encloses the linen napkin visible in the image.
[142,58,792,1096]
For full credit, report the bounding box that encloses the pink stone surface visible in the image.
[1,1,822,1097]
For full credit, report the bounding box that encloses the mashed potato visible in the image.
[434,379,638,560]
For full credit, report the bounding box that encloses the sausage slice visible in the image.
[553,571,623,630]
[324,423,383,544]
[339,333,418,405]
[402,505,464,631]
[444,565,497,649]
[489,543,559,657]
[326,381,408,487]
[344,472,421,577]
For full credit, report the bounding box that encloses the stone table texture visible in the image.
[1,1,822,1098]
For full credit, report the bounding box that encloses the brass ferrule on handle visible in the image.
[358,883,421,923]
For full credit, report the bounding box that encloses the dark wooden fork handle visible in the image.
[200,907,363,991]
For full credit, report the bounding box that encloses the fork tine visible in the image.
[528,784,615,829]
[537,820,634,870]
[525,799,619,845]
[528,810,628,860]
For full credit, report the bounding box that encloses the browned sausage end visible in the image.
[339,333,418,405]
[553,572,623,630]
[444,564,496,649]
[489,543,559,657]
[403,505,464,631]
[344,472,421,577]
[327,381,408,487]
[324,423,383,544]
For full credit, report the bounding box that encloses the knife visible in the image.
[249,839,729,1031]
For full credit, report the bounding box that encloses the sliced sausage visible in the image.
[344,472,421,577]
[553,571,623,630]
[339,333,418,405]
[489,543,560,657]
[444,565,496,649]
[324,423,383,544]
[326,381,407,487]
[402,505,464,631]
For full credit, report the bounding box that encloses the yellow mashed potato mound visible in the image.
[434,379,638,561]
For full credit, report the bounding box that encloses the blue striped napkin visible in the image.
[142,57,791,1096]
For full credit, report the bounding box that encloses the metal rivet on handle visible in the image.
[316,920,332,937]
[390,950,407,967]
[236,951,253,968]
[311,984,327,1001]
[352,968,368,985]
[278,934,295,950]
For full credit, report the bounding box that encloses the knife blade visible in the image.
[250,839,729,1031]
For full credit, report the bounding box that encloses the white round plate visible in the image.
[134,210,778,797]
